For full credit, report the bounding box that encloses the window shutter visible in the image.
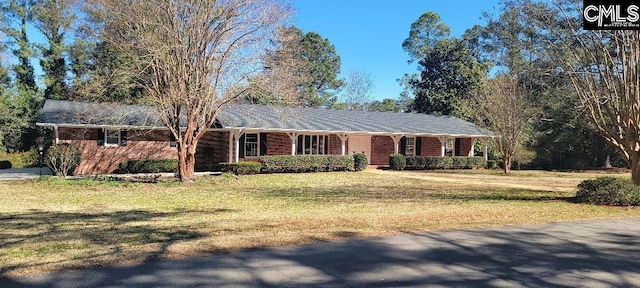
[455,138,461,156]
[297,135,303,154]
[324,136,329,155]
[260,133,267,156]
[399,137,406,155]
[416,137,422,156]
[120,130,128,146]
[239,134,245,158]
[97,129,105,146]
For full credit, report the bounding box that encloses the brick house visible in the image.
[37,100,494,175]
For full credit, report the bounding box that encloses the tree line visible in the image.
[0,0,637,182]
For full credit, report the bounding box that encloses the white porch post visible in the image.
[228,131,233,162]
[470,138,477,157]
[483,139,489,161]
[439,137,446,157]
[53,126,59,144]
[391,135,403,154]
[232,130,244,163]
[338,134,349,155]
[287,133,297,155]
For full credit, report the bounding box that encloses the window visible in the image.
[405,137,416,156]
[296,135,328,155]
[445,138,454,157]
[244,133,258,157]
[105,129,120,146]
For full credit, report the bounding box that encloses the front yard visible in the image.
[1,170,638,277]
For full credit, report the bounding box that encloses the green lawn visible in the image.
[1,170,638,277]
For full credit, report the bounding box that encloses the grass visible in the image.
[1,169,639,277]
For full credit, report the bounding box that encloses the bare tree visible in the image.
[83,0,290,180]
[341,68,374,110]
[532,0,640,183]
[474,74,533,174]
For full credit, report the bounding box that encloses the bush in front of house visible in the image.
[118,159,178,174]
[451,157,468,169]
[46,143,81,179]
[487,160,498,169]
[0,149,39,169]
[405,156,426,170]
[353,153,368,171]
[220,162,262,175]
[0,160,11,169]
[259,155,354,173]
[389,154,406,171]
[424,156,453,169]
[575,177,640,206]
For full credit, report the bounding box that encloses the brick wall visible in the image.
[371,136,394,165]
[58,128,177,175]
[195,131,228,171]
[266,133,292,156]
[421,137,442,156]
[458,138,473,156]
[329,135,348,155]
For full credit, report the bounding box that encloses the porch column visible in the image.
[483,139,489,161]
[337,134,349,155]
[439,137,447,157]
[391,135,403,154]
[286,133,297,155]
[228,131,233,162]
[232,130,244,163]
[470,138,477,157]
[53,126,59,144]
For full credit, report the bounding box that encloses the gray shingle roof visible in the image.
[37,100,493,137]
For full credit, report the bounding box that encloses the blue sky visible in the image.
[293,0,501,101]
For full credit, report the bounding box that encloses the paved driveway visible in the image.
[2,218,640,287]
[0,167,52,180]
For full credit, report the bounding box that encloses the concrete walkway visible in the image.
[2,218,640,287]
[0,167,52,180]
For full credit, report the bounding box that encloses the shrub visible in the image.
[575,177,640,206]
[353,153,368,172]
[451,157,467,169]
[424,156,453,169]
[389,154,406,171]
[487,160,498,169]
[259,155,354,173]
[0,160,11,169]
[118,159,178,174]
[405,156,425,170]
[0,149,39,169]
[46,143,81,179]
[220,162,262,175]
[466,157,487,169]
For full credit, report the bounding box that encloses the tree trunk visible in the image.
[177,145,196,181]
[503,157,511,174]
[631,157,640,185]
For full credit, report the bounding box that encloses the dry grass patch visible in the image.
[1,170,638,277]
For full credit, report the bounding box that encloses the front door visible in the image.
[348,135,372,164]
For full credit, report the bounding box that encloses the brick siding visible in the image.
[58,128,177,175]
[458,138,472,156]
[371,136,394,165]
[421,137,442,156]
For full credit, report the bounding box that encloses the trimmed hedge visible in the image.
[389,154,406,171]
[259,155,354,173]
[353,153,368,172]
[403,156,487,170]
[575,177,640,206]
[220,162,262,175]
[487,160,498,169]
[0,160,11,169]
[0,149,39,169]
[118,159,178,174]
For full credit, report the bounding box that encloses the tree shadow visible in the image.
[0,208,235,278]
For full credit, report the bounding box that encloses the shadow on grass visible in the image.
[256,185,574,203]
[0,209,234,277]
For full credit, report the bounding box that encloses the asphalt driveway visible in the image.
[2,218,640,287]
[0,167,52,180]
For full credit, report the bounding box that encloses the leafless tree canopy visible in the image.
[534,0,640,183]
[83,0,290,180]
[342,69,375,110]
[474,75,533,174]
